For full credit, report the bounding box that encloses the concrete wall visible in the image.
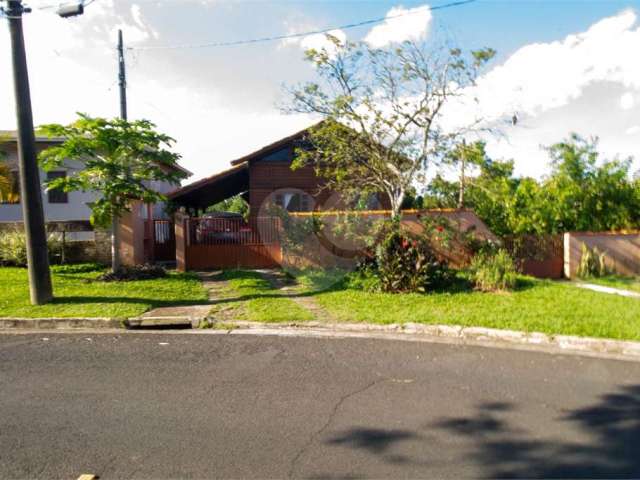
[564,232,640,278]
[118,201,152,266]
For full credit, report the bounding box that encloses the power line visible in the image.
[128,0,477,51]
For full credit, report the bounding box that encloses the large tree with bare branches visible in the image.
[287,36,496,216]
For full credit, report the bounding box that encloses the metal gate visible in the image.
[184,216,282,269]
[153,219,176,262]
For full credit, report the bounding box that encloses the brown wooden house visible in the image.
[168,124,389,215]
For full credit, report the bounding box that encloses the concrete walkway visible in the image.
[575,282,640,298]
[255,269,335,321]
[133,271,224,326]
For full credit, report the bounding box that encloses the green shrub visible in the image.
[469,249,518,292]
[576,243,609,278]
[98,264,166,282]
[367,226,453,293]
[0,227,62,266]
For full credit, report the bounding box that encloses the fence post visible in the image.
[563,232,571,279]
[175,211,189,272]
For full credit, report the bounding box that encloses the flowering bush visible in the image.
[364,225,453,293]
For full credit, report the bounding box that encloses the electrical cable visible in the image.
[128,0,476,51]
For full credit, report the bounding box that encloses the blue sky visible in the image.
[2,0,640,183]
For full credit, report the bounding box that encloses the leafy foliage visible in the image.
[98,264,167,282]
[206,195,249,220]
[425,135,640,235]
[0,227,62,267]
[576,243,609,278]
[38,114,186,227]
[288,37,496,215]
[469,249,518,292]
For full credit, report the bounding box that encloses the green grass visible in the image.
[0,264,208,319]
[581,275,640,293]
[259,268,640,341]
[211,270,314,323]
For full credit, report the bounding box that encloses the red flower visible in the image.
[412,240,418,248]
[401,239,409,249]
[436,226,444,232]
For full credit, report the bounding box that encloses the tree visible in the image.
[424,134,640,236]
[540,134,640,233]
[287,36,496,217]
[206,195,249,220]
[38,114,186,272]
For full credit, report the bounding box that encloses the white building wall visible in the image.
[1,141,182,222]
[0,142,96,222]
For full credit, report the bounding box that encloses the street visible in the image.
[1,332,639,479]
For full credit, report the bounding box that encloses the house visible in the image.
[168,124,389,216]
[0,131,191,224]
[0,130,191,265]
[168,125,495,271]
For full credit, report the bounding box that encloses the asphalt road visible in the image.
[1,332,640,479]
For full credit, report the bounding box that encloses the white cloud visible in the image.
[364,5,432,48]
[464,9,640,124]
[625,125,640,135]
[620,92,635,110]
[281,28,347,59]
[0,3,313,181]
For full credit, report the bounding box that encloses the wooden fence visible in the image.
[503,234,564,279]
[176,216,282,270]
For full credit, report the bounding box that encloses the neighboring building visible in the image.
[0,131,191,224]
[0,130,191,266]
[168,124,390,215]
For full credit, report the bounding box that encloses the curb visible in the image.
[206,320,640,361]
[0,318,123,330]
[4,316,640,362]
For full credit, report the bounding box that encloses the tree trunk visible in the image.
[111,216,121,272]
[390,189,405,219]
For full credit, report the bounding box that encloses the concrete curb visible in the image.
[4,316,640,362]
[206,320,640,361]
[0,318,123,330]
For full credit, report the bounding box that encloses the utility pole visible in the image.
[118,29,127,120]
[110,29,128,271]
[458,139,466,209]
[5,0,53,304]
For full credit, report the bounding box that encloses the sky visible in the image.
[2,0,640,184]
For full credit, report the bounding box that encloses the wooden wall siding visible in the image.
[248,161,392,214]
[184,244,282,270]
[249,162,329,214]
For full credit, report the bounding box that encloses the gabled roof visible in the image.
[0,129,192,178]
[167,162,249,209]
[230,122,320,166]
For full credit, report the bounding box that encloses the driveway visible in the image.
[1,332,639,479]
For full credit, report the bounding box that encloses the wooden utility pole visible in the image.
[5,0,53,304]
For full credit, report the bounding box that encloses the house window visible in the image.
[274,191,312,212]
[47,171,68,204]
[0,170,20,204]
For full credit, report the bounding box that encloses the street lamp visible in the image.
[56,2,84,18]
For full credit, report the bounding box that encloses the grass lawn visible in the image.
[219,268,640,341]
[581,275,640,293]
[0,264,208,319]
[210,270,313,323]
